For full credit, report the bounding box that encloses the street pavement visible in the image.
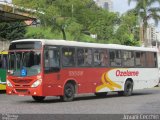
[0,88,160,114]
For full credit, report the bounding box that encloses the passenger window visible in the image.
[146,52,157,68]
[123,51,134,67]
[135,52,146,67]
[109,50,121,67]
[77,48,92,66]
[62,47,75,67]
[94,49,108,67]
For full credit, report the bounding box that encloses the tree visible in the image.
[89,10,118,42]
[115,12,140,46]
[0,22,26,41]
[128,0,160,46]
[13,0,98,40]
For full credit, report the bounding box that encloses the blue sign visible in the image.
[21,67,27,77]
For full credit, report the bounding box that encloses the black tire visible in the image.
[118,91,124,96]
[95,92,107,97]
[32,96,45,102]
[60,83,75,102]
[118,81,133,96]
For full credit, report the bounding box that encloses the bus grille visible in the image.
[16,89,28,93]
[12,79,32,84]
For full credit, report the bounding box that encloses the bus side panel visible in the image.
[42,67,159,96]
[42,72,63,96]
[42,68,111,96]
[95,68,159,93]
[42,68,103,96]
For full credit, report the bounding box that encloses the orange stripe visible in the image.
[96,69,122,92]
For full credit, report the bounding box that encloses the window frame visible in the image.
[109,49,122,67]
[76,47,93,67]
[122,50,135,68]
[135,51,147,68]
[61,46,76,68]
[43,45,61,73]
[146,51,158,68]
[93,48,109,67]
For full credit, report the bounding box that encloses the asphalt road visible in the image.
[0,88,160,114]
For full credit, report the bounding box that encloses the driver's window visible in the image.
[44,46,60,73]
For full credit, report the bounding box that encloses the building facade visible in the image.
[146,24,156,47]
[94,0,113,11]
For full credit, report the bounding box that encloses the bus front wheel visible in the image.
[32,96,45,102]
[60,83,75,102]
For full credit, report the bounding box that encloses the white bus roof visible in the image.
[11,39,158,52]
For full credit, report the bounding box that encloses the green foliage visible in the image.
[115,12,140,46]
[25,26,96,42]
[128,0,160,46]
[0,22,26,41]
[13,0,143,46]
[25,27,62,39]
[13,0,116,42]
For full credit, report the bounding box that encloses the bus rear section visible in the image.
[0,51,8,90]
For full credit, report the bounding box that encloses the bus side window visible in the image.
[84,49,92,66]
[135,52,141,66]
[123,51,134,67]
[109,50,121,67]
[101,50,108,66]
[94,49,108,67]
[141,52,146,67]
[146,52,157,68]
[94,49,100,66]
[77,48,92,67]
[62,47,75,67]
[154,52,157,67]
[135,52,146,67]
[77,48,85,66]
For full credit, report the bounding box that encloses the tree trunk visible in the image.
[61,28,66,40]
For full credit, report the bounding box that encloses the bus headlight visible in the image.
[31,79,42,88]
[7,80,13,87]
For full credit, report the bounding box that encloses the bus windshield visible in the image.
[8,51,41,77]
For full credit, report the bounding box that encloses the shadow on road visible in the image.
[0,90,6,94]
[19,91,158,104]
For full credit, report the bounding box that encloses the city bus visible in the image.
[0,51,8,90]
[6,39,159,102]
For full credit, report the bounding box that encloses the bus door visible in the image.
[43,46,61,95]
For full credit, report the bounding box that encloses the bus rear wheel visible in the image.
[118,81,133,96]
[32,96,45,102]
[60,83,75,102]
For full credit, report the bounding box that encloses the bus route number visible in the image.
[69,71,84,77]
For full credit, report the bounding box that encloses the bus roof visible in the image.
[11,39,158,52]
